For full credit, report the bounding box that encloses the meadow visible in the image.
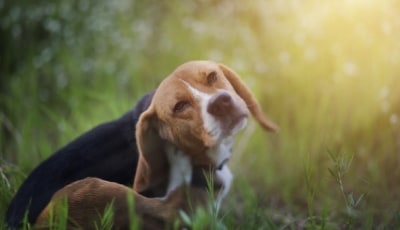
[1,0,400,229]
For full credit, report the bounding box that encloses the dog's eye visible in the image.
[207,71,217,86]
[173,101,191,113]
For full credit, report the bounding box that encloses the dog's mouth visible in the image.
[216,112,249,138]
[207,114,248,140]
[230,113,248,130]
[202,110,248,155]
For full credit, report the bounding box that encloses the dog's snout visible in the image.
[207,92,233,116]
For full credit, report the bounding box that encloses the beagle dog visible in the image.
[34,60,278,229]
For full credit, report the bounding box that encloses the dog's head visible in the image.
[133,61,278,196]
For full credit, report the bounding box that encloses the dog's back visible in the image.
[6,92,154,228]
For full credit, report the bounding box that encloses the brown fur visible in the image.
[35,60,278,229]
[35,168,221,230]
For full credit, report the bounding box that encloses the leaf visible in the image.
[347,193,355,207]
[179,210,192,226]
[355,193,366,207]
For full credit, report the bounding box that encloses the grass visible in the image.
[2,0,400,229]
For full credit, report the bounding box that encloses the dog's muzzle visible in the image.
[207,92,248,133]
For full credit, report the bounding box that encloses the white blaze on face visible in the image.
[181,80,222,140]
[181,79,248,167]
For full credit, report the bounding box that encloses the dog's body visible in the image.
[6,92,154,228]
[35,61,278,229]
[12,60,278,229]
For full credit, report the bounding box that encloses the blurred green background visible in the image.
[1,0,400,228]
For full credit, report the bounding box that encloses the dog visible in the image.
[6,92,154,228]
[34,60,278,229]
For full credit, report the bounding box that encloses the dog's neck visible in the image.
[206,136,234,170]
[165,144,192,198]
[164,139,234,210]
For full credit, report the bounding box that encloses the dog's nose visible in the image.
[207,92,233,116]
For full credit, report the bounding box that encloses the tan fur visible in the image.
[35,178,174,230]
[134,60,278,194]
[218,63,279,132]
[35,171,220,230]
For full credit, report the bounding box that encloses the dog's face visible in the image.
[134,61,278,195]
[151,62,250,159]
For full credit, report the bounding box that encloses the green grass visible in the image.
[2,0,400,229]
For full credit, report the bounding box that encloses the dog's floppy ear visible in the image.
[219,63,279,132]
[133,104,169,196]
